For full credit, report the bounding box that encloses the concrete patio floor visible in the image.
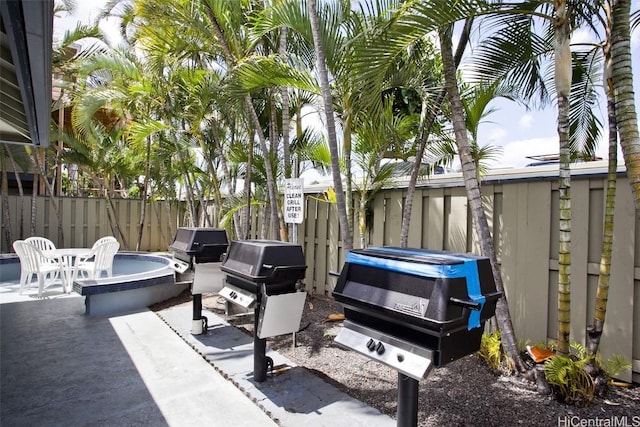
[0,276,393,426]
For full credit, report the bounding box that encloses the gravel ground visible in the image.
[187,292,640,426]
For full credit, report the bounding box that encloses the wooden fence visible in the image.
[1,196,180,252]
[288,163,638,382]
[1,162,638,381]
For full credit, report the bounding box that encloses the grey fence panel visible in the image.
[1,196,179,253]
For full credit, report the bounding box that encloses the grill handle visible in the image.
[449,297,481,311]
[222,264,307,281]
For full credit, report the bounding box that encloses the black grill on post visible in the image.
[332,247,501,427]
[169,227,228,334]
[220,240,307,382]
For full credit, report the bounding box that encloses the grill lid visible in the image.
[221,239,306,283]
[169,227,228,263]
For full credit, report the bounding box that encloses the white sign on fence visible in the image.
[284,178,304,224]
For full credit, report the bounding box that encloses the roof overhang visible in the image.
[0,0,53,148]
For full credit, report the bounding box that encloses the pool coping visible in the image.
[72,252,176,296]
[2,251,187,316]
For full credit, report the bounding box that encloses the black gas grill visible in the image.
[333,247,501,427]
[220,240,307,382]
[169,227,228,264]
[169,227,228,334]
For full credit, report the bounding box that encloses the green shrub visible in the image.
[544,351,595,405]
[476,330,515,374]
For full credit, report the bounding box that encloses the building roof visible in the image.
[0,0,53,148]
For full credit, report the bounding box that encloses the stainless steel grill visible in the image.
[332,247,501,427]
[220,239,307,382]
[168,227,228,334]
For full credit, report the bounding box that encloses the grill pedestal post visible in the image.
[191,293,206,334]
[397,373,418,427]
[254,291,268,382]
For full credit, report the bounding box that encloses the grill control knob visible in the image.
[375,342,385,355]
[366,339,376,351]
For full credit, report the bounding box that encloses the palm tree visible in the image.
[609,0,640,213]
[0,144,31,246]
[203,1,282,240]
[586,0,639,360]
[351,99,415,248]
[308,0,352,251]
[253,0,410,250]
[70,47,164,247]
[456,0,607,362]
[0,145,18,248]
[394,20,470,248]
[438,24,527,371]
[348,0,527,371]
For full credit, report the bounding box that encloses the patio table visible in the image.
[43,248,92,293]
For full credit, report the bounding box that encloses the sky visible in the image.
[54,1,640,170]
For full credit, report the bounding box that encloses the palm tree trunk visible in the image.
[90,172,129,248]
[610,0,640,214]
[280,28,291,180]
[136,136,152,251]
[343,110,354,245]
[192,177,212,228]
[439,27,525,372]
[7,148,25,238]
[279,27,295,242]
[164,201,174,245]
[172,137,198,226]
[243,127,255,239]
[260,202,269,240]
[587,89,617,358]
[1,155,12,249]
[30,157,37,236]
[32,148,65,246]
[269,91,288,241]
[308,0,352,251]
[400,18,472,248]
[203,7,281,240]
[245,95,281,240]
[359,194,367,249]
[554,0,572,357]
[587,3,617,358]
[205,158,223,226]
[204,126,228,228]
[149,192,167,246]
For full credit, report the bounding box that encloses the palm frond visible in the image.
[569,48,603,159]
[227,54,320,96]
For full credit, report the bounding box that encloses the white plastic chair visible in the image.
[93,236,118,247]
[76,239,120,279]
[24,236,60,281]
[13,240,63,297]
[24,236,56,252]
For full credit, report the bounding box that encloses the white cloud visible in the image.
[494,137,558,168]
[571,28,596,46]
[54,0,122,47]
[518,114,533,129]
[486,127,508,144]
